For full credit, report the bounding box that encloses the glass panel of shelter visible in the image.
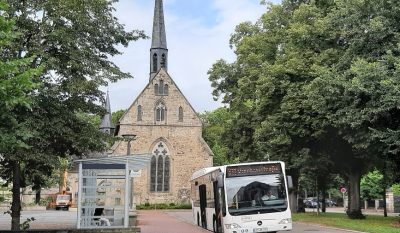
[79,165,128,229]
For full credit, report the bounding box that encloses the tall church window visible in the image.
[150,141,170,192]
[156,102,166,122]
[164,84,168,95]
[137,105,142,121]
[159,80,164,94]
[164,156,170,191]
[154,80,169,96]
[178,107,183,122]
[157,155,163,191]
[150,156,157,192]
[154,84,159,95]
[161,54,166,68]
[153,53,158,72]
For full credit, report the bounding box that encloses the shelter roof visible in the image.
[74,153,152,170]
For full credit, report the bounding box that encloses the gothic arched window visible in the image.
[154,84,159,95]
[150,156,157,192]
[159,80,164,94]
[137,105,142,121]
[164,84,168,95]
[153,53,158,72]
[161,54,166,68]
[155,102,166,122]
[154,80,168,96]
[178,106,183,122]
[149,141,170,192]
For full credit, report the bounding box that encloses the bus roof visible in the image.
[190,166,221,181]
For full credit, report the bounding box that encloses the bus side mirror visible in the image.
[286,176,293,189]
[217,172,224,188]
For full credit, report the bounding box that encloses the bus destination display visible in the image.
[226,163,281,177]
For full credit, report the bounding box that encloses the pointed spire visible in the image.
[151,0,167,49]
[150,0,168,81]
[99,91,115,134]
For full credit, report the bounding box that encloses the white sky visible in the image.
[104,0,281,114]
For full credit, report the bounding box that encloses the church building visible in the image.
[103,0,213,205]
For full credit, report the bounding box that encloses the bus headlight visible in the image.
[279,218,292,224]
[225,223,241,229]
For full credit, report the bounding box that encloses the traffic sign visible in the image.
[341,188,346,193]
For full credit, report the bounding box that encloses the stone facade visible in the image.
[111,68,213,205]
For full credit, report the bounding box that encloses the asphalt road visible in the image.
[0,208,397,232]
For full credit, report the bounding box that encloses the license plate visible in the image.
[253,228,268,232]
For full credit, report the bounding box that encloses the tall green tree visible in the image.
[0,0,147,229]
[112,109,126,126]
[309,0,400,217]
[0,2,42,152]
[200,107,236,166]
[209,0,342,213]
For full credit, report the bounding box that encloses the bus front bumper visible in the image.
[224,221,292,233]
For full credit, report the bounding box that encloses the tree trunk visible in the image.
[11,161,21,230]
[288,170,300,213]
[382,164,388,217]
[35,190,41,204]
[289,192,297,214]
[347,166,365,219]
[383,189,387,217]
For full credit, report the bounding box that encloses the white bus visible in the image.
[190,161,293,233]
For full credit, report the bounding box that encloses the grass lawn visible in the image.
[292,212,400,233]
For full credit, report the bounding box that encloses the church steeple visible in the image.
[150,0,168,81]
[99,91,115,134]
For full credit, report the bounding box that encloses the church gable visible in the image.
[120,68,202,127]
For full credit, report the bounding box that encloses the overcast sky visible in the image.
[104,0,281,114]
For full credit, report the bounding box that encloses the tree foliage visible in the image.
[200,107,239,166]
[0,0,147,229]
[361,171,384,200]
[208,0,400,218]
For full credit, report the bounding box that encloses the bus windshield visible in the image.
[225,174,288,216]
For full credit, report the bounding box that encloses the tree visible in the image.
[0,0,147,229]
[0,2,43,152]
[200,107,238,165]
[209,0,342,213]
[309,0,400,218]
[361,171,384,200]
[112,109,126,127]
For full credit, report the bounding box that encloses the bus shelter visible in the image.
[74,154,152,229]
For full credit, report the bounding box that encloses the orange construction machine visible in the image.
[54,169,74,210]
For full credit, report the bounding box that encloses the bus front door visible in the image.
[213,181,222,233]
[199,184,207,229]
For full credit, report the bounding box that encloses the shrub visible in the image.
[136,203,192,210]
[38,196,53,206]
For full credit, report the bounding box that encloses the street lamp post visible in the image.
[122,134,136,210]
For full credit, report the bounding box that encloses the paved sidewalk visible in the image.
[137,210,209,233]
